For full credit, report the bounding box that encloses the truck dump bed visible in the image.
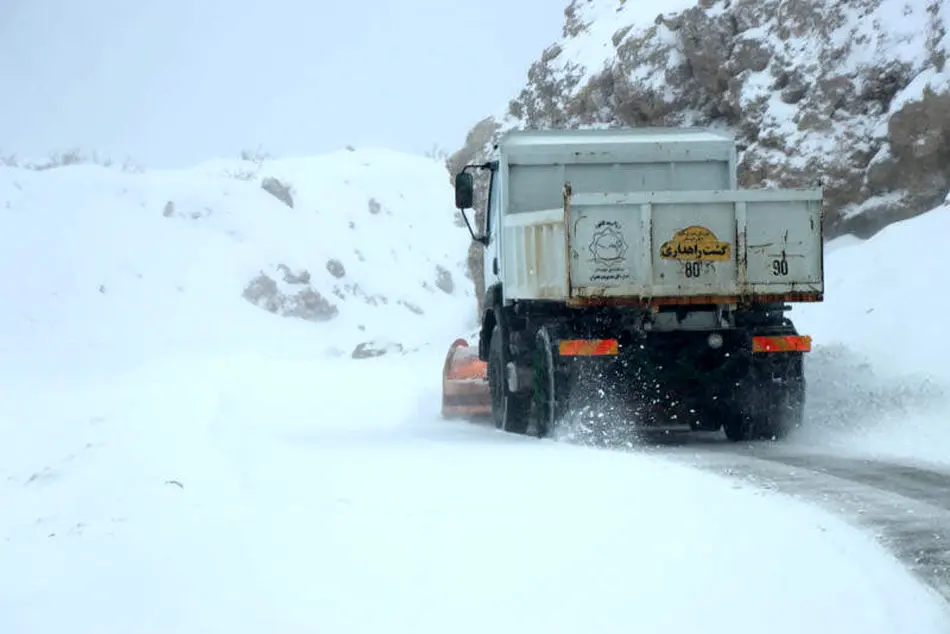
[498,129,823,305]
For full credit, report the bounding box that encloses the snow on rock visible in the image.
[792,204,950,464]
[0,149,474,376]
[450,0,950,301]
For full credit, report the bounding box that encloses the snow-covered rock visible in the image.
[451,0,950,303]
[0,148,474,377]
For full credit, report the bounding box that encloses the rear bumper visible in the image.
[551,328,808,394]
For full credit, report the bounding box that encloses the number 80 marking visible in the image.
[684,262,702,278]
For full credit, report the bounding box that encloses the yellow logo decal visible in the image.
[659,226,731,261]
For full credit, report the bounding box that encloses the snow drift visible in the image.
[0,148,474,378]
[793,202,950,463]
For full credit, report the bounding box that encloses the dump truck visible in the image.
[442,127,823,441]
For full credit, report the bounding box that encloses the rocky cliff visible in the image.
[449,0,950,308]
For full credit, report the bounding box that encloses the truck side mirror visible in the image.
[454,172,474,210]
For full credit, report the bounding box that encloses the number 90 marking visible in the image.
[772,259,789,276]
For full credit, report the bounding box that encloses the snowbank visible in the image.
[794,203,950,463]
[0,149,474,379]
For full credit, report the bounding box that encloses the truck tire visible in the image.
[723,355,805,441]
[532,326,568,438]
[721,395,756,442]
[488,323,531,434]
[765,372,805,440]
[724,373,778,442]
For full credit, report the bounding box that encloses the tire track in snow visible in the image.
[465,415,950,599]
[644,436,950,600]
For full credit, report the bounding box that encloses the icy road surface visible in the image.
[3,351,950,634]
[631,432,950,601]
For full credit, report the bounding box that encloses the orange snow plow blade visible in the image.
[441,338,491,418]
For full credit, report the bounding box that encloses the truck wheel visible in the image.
[532,326,567,438]
[488,323,531,434]
[762,370,805,440]
[722,369,769,442]
[722,406,754,442]
[723,357,805,441]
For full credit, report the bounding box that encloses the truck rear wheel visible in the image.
[488,323,531,434]
[768,372,805,440]
[532,326,568,438]
[723,355,805,441]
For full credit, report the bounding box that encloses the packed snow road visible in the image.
[565,428,950,602]
[5,352,950,633]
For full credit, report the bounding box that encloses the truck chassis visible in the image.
[484,299,808,441]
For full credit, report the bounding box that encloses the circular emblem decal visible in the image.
[589,224,627,268]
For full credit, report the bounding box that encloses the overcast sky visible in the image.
[0,1,563,167]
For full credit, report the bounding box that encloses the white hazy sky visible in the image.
[0,1,563,167]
